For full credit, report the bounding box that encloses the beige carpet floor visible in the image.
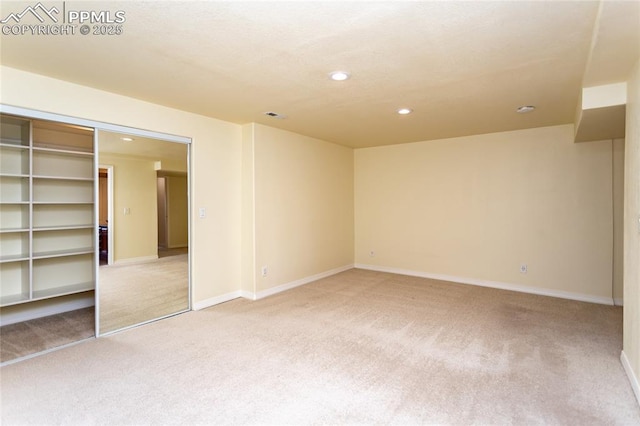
[1,269,639,424]
[0,307,94,364]
[98,254,189,334]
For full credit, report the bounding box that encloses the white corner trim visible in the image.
[113,255,159,266]
[240,290,256,301]
[252,264,354,301]
[193,291,242,311]
[354,264,615,305]
[614,298,624,306]
[621,351,640,406]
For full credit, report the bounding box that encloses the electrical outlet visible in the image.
[520,264,528,274]
[261,266,268,277]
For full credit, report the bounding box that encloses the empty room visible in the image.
[0,1,639,424]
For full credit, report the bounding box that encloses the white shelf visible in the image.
[32,146,93,156]
[32,282,94,301]
[0,141,29,149]
[33,175,94,182]
[33,248,94,260]
[33,225,93,232]
[0,115,96,308]
[0,292,30,306]
[0,173,30,178]
[0,260,29,306]
[0,138,29,149]
[32,201,94,205]
[0,254,30,263]
[0,228,29,234]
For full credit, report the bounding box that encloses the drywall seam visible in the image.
[355,264,615,305]
[621,350,640,406]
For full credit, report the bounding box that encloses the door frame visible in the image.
[99,164,115,266]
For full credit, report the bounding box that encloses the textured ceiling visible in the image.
[0,1,638,148]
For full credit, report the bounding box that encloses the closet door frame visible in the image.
[0,104,193,338]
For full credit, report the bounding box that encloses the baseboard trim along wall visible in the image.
[621,351,640,406]
[112,255,159,266]
[614,298,624,306]
[193,290,244,311]
[248,264,354,301]
[355,264,615,306]
[0,295,95,326]
[193,265,354,309]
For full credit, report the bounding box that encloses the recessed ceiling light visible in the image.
[516,105,536,113]
[397,108,413,115]
[121,137,134,142]
[329,71,350,81]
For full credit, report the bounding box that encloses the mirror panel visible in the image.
[97,130,189,335]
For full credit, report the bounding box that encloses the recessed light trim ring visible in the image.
[329,71,351,81]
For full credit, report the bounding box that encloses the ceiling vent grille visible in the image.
[264,111,287,119]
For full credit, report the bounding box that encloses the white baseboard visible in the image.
[240,290,255,300]
[244,264,354,301]
[193,291,243,311]
[354,264,615,306]
[614,298,624,306]
[193,265,353,309]
[113,255,159,266]
[0,295,95,326]
[621,351,640,406]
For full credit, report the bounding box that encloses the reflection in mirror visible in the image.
[97,131,189,335]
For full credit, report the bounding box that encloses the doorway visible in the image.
[157,172,188,258]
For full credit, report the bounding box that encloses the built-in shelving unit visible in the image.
[0,114,95,307]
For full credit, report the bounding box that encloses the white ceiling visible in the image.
[1,1,638,148]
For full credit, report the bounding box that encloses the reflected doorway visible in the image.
[98,167,110,266]
[97,131,189,335]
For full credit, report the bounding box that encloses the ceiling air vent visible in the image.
[264,111,287,119]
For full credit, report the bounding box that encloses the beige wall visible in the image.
[623,58,640,401]
[241,124,256,294]
[0,66,243,304]
[355,124,615,302]
[99,154,158,263]
[156,158,188,174]
[250,124,354,293]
